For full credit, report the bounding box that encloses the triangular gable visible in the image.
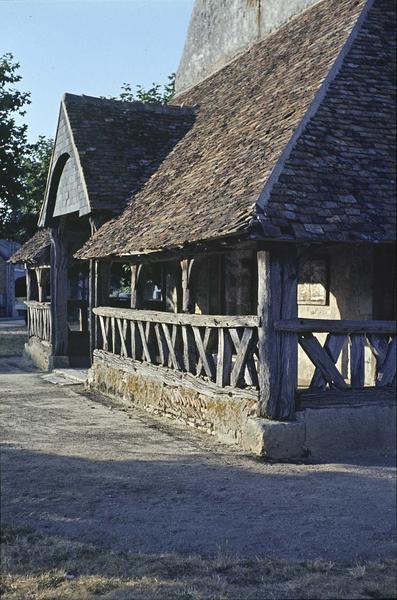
[39,101,91,227]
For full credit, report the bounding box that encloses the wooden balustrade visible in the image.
[25,300,52,343]
[93,307,261,390]
[275,318,396,391]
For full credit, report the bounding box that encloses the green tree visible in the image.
[0,53,53,242]
[112,73,176,104]
[18,135,53,241]
[0,52,30,239]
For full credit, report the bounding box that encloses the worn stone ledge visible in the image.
[23,337,53,372]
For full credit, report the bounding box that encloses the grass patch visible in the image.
[0,329,28,357]
[1,523,396,599]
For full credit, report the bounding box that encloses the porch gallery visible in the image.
[10,0,396,458]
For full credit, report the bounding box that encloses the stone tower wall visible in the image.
[175,0,320,96]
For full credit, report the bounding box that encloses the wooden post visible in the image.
[180,258,194,313]
[35,268,48,303]
[257,246,298,420]
[50,224,69,357]
[130,264,142,309]
[90,259,112,354]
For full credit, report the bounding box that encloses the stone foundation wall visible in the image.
[89,350,258,448]
[23,336,53,371]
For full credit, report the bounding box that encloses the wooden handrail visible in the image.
[275,318,397,335]
[93,306,261,328]
[24,300,51,309]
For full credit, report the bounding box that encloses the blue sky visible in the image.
[1,0,194,142]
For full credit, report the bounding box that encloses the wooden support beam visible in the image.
[50,224,69,356]
[130,264,142,309]
[180,258,194,313]
[90,259,112,356]
[35,267,48,303]
[257,247,298,420]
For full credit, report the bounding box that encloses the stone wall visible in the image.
[175,0,319,95]
[89,350,258,448]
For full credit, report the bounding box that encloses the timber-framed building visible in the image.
[11,0,396,458]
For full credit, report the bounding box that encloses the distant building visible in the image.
[0,240,25,318]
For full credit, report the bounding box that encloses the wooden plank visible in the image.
[367,334,389,370]
[195,327,212,376]
[297,385,397,409]
[138,321,153,363]
[310,334,347,390]
[299,334,347,389]
[99,315,109,351]
[350,334,365,388]
[181,258,194,313]
[377,337,397,387]
[154,323,169,366]
[93,306,260,328]
[182,325,196,373]
[130,264,142,309]
[161,323,180,370]
[192,326,216,380]
[275,318,396,335]
[111,317,116,354]
[216,328,232,387]
[116,318,128,357]
[231,328,253,387]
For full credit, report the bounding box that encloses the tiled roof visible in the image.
[62,94,196,213]
[76,0,395,260]
[254,0,396,242]
[8,229,51,266]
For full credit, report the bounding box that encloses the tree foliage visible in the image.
[112,73,176,104]
[0,53,53,242]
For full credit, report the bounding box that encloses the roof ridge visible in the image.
[62,92,196,116]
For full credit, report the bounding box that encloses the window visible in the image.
[298,257,329,306]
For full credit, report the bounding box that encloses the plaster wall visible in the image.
[297,246,374,386]
[175,0,320,95]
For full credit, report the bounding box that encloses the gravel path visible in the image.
[1,356,395,562]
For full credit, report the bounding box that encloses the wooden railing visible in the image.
[275,319,397,390]
[93,307,260,390]
[25,300,52,343]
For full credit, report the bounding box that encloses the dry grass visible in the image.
[1,524,395,600]
[0,329,28,357]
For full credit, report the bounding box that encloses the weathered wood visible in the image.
[192,326,216,380]
[161,323,180,370]
[181,258,194,313]
[299,334,347,389]
[216,328,232,387]
[230,327,253,388]
[350,334,365,388]
[377,337,397,387]
[116,318,128,357]
[138,321,154,363]
[367,334,390,370]
[182,325,196,373]
[195,327,212,377]
[297,385,396,409]
[275,318,397,335]
[99,315,109,351]
[50,224,68,356]
[154,323,169,366]
[35,267,48,303]
[93,306,260,328]
[310,334,347,390]
[94,349,259,402]
[257,247,298,420]
[130,264,142,309]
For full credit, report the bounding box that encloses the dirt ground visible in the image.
[0,354,396,598]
